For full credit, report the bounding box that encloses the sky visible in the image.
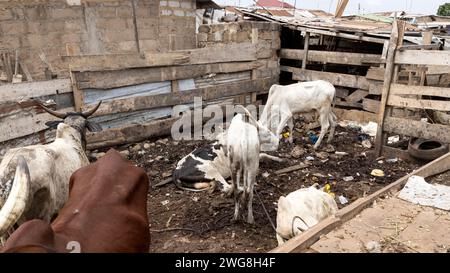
[214,0,448,15]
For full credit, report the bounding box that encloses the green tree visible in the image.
[437,3,450,16]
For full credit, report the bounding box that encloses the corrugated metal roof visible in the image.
[256,0,295,9]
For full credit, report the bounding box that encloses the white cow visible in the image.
[276,185,338,245]
[260,80,337,149]
[0,101,102,241]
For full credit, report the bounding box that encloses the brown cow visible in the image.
[0,149,149,253]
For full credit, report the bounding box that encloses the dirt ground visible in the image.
[91,122,419,253]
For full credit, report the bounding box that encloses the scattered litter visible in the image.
[360,122,377,137]
[308,132,318,144]
[378,160,383,164]
[387,135,400,144]
[161,200,169,206]
[343,176,354,182]
[162,171,171,178]
[335,151,348,156]
[315,152,328,159]
[361,139,372,148]
[306,156,315,161]
[137,150,146,155]
[323,184,335,198]
[192,196,199,202]
[313,173,326,178]
[262,172,270,178]
[386,158,398,163]
[398,175,450,211]
[281,131,290,139]
[338,195,349,205]
[357,133,370,141]
[371,169,385,177]
[143,143,151,149]
[324,144,335,153]
[365,241,381,253]
[165,193,170,197]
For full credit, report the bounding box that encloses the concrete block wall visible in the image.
[197,21,281,81]
[0,0,197,80]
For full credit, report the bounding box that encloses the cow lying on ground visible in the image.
[260,80,337,149]
[275,185,338,245]
[172,108,281,193]
[227,109,260,224]
[0,101,102,242]
[0,149,149,253]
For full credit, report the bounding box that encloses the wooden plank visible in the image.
[83,78,273,116]
[368,81,382,95]
[345,89,368,103]
[68,43,257,72]
[365,67,385,81]
[387,95,450,112]
[382,145,416,162]
[390,83,450,98]
[384,116,450,143]
[395,50,450,66]
[334,108,377,123]
[280,49,382,66]
[374,20,399,156]
[293,26,386,44]
[76,62,260,90]
[0,106,73,143]
[275,163,309,175]
[362,98,379,113]
[70,71,83,112]
[0,79,72,103]
[302,32,310,70]
[397,44,439,51]
[335,99,362,108]
[283,67,369,89]
[335,87,349,98]
[86,117,178,150]
[269,217,341,253]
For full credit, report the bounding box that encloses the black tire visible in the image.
[408,138,449,161]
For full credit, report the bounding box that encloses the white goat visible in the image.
[260,80,337,149]
[275,185,338,246]
[226,107,264,224]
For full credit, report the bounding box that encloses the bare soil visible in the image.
[92,123,419,253]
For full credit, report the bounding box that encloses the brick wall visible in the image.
[0,0,197,80]
[197,21,281,80]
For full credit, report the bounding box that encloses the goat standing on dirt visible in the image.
[260,80,337,149]
[226,107,261,224]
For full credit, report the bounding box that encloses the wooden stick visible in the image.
[302,32,310,70]
[275,163,309,175]
[374,20,399,156]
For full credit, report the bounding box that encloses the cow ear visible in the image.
[86,121,102,132]
[45,120,62,129]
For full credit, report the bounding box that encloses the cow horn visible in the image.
[0,156,30,236]
[38,102,66,119]
[81,101,102,118]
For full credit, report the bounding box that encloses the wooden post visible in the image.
[302,32,310,70]
[374,20,399,156]
[66,45,84,111]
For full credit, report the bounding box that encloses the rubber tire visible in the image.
[408,137,449,161]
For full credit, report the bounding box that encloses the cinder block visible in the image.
[197,32,207,42]
[198,24,210,33]
[138,28,158,39]
[173,9,184,17]
[0,8,13,21]
[140,39,160,51]
[97,6,117,18]
[180,1,192,9]
[1,21,26,35]
[168,1,180,8]
[51,7,83,19]
[161,9,173,16]
[118,40,138,51]
[116,6,133,18]
[235,31,250,43]
[160,1,168,6]
[103,29,136,42]
[1,35,20,49]
[96,18,128,29]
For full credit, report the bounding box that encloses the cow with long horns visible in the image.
[0,101,102,243]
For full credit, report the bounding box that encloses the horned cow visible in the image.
[0,101,102,242]
[0,149,149,253]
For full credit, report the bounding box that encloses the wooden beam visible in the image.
[390,83,450,98]
[362,98,379,113]
[395,50,450,66]
[280,49,382,66]
[334,108,377,123]
[293,26,387,44]
[0,79,72,103]
[76,62,260,90]
[368,81,383,95]
[68,43,257,72]
[384,116,450,143]
[397,44,440,51]
[365,67,385,81]
[374,20,399,156]
[282,66,369,89]
[70,70,83,112]
[387,95,450,112]
[83,78,274,116]
[302,32,310,70]
[345,89,368,103]
[86,116,178,150]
